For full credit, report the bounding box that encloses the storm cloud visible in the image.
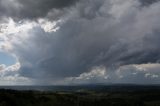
[0,0,78,20]
[140,0,160,6]
[0,0,160,85]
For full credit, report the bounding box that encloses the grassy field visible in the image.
[0,87,160,106]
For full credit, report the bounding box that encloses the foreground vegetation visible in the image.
[0,87,160,106]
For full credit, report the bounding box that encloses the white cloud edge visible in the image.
[66,63,160,84]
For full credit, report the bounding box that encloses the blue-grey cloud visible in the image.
[0,0,79,20]
[1,0,160,84]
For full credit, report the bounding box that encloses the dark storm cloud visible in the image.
[139,0,160,6]
[2,0,160,84]
[0,0,79,20]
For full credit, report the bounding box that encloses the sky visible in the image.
[0,0,160,85]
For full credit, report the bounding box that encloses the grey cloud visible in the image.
[0,63,30,85]
[67,64,160,84]
[115,64,160,84]
[139,0,160,6]
[4,0,160,84]
[0,64,5,71]
[0,0,79,20]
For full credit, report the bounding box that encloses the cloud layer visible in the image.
[0,0,79,20]
[67,64,160,84]
[0,0,160,85]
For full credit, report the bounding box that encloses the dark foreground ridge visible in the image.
[0,85,160,106]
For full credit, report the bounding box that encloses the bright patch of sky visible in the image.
[0,52,16,66]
